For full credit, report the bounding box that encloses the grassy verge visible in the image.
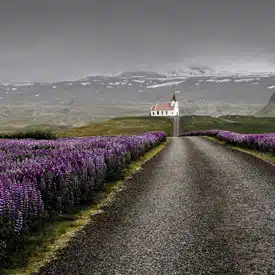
[1,139,170,275]
[57,116,173,137]
[180,115,275,134]
[202,136,275,167]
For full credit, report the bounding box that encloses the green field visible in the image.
[3,115,275,139]
[0,117,173,139]
[57,116,173,137]
[180,115,275,134]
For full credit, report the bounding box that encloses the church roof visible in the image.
[151,102,175,111]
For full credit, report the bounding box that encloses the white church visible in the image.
[150,92,179,117]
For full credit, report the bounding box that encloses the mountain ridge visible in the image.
[256,90,275,117]
[3,67,275,85]
[1,70,275,131]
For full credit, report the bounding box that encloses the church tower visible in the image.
[170,91,179,116]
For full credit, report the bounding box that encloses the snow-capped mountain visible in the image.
[1,70,275,132]
[165,65,275,78]
[165,66,215,77]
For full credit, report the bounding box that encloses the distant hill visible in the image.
[1,70,275,131]
[255,91,275,117]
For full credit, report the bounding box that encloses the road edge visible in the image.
[201,136,275,168]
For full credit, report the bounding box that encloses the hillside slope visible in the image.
[58,116,173,137]
[255,91,275,117]
[180,115,275,133]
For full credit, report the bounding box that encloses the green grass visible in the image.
[180,115,275,134]
[1,139,169,275]
[57,116,173,137]
[0,123,72,135]
[0,129,57,139]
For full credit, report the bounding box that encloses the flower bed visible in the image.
[182,130,275,154]
[0,131,166,262]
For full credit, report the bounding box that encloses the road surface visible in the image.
[35,137,275,275]
[173,117,180,136]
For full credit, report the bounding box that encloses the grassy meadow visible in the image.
[0,116,173,139]
[57,116,173,137]
[180,115,275,134]
[2,115,275,139]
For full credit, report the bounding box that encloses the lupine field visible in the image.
[0,131,166,263]
[182,130,275,153]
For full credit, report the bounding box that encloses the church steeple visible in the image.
[172,92,176,102]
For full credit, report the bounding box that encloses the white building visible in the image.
[150,92,179,117]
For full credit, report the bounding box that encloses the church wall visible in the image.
[150,99,179,117]
[150,109,178,116]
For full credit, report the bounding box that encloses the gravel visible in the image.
[34,137,275,275]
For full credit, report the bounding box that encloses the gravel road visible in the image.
[35,137,275,275]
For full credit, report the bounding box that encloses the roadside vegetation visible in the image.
[180,115,275,134]
[0,131,168,275]
[203,136,275,167]
[180,115,275,171]
[0,116,173,140]
[182,129,275,167]
[0,129,57,139]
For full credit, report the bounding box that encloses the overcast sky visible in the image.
[1,0,275,82]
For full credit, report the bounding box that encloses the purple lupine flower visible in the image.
[0,131,166,239]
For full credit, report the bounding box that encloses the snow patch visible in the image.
[216,79,231,83]
[234,78,255,83]
[268,85,275,89]
[12,82,34,86]
[147,81,185,88]
[205,78,231,83]
[133,79,145,83]
[109,82,121,86]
